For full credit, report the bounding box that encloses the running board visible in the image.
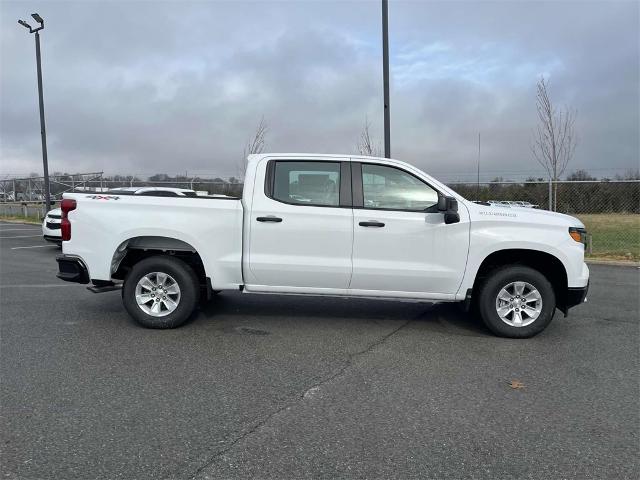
[87,283,122,294]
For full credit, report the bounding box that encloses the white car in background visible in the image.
[43,187,200,244]
[106,187,199,197]
[42,208,63,244]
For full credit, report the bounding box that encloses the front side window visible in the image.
[361,164,438,211]
[272,161,340,206]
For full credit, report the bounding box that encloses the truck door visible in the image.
[246,158,353,291]
[349,162,470,297]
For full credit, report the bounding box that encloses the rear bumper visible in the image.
[566,281,589,310]
[56,254,90,284]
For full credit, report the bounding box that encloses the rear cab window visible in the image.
[270,161,341,207]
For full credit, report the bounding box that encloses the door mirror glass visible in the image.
[446,197,458,213]
[437,195,458,212]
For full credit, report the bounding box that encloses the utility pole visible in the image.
[477,132,481,196]
[382,0,391,158]
[18,13,51,213]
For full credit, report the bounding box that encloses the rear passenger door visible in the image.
[246,158,354,291]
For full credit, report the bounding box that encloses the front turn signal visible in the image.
[569,227,586,245]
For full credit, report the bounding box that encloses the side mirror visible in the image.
[438,195,460,224]
[437,195,448,212]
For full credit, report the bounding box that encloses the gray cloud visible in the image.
[1,0,638,181]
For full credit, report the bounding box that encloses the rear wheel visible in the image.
[478,266,556,338]
[123,256,200,328]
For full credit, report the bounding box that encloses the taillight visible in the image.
[60,199,77,241]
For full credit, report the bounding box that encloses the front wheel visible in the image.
[123,255,200,328]
[477,266,556,338]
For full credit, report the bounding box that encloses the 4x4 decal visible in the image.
[87,195,120,200]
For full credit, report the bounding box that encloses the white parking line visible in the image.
[11,245,55,250]
[0,235,42,239]
[0,284,81,288]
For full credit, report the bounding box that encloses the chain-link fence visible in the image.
[2,177,638,261]
[0,172,104,202]
[0,201,59,221]
[0,173,244,202]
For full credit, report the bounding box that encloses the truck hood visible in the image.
[467,203,585,229]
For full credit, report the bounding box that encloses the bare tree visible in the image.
[356,117,381,157]
[238,116,268,179]
[531,77,577,210]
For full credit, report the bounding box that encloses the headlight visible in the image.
[569,227,587,247]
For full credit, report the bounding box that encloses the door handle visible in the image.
[359,221,385,227]
[257,216,283,223]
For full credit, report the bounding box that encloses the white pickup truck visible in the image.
[56,154,589,338]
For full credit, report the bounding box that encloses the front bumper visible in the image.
[42,221,61,243]
[566,281,589,311]
[56,255,90,284]
[44,235,62,244]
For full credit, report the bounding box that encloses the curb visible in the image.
[0,219,41,225]
[586,259,640,267]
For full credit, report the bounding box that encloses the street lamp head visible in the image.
[18,19,33,31]
[31,13,44,24]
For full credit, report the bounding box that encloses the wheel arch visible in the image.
[471,249,569,315]
[110,236,208,289]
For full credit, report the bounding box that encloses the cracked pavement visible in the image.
[1,227,639,479]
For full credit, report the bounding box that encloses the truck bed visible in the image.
[62,193,244,288]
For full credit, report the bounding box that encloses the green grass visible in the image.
[0,214,41,225]
[577,214,640,261]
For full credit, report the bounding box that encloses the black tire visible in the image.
[477,265,556,338]
[122,255,200,329]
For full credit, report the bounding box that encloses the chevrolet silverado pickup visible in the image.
[56,154,589,338]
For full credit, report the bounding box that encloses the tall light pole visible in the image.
[477,132,481,196]
[18,13,51,212]
[382,0,391,158]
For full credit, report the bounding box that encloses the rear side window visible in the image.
[272,161,340,206]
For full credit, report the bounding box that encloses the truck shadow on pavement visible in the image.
[197,291,490,337]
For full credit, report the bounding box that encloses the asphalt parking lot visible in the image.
[1,221,638,480]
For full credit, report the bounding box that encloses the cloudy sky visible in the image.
[1,0,638,181]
